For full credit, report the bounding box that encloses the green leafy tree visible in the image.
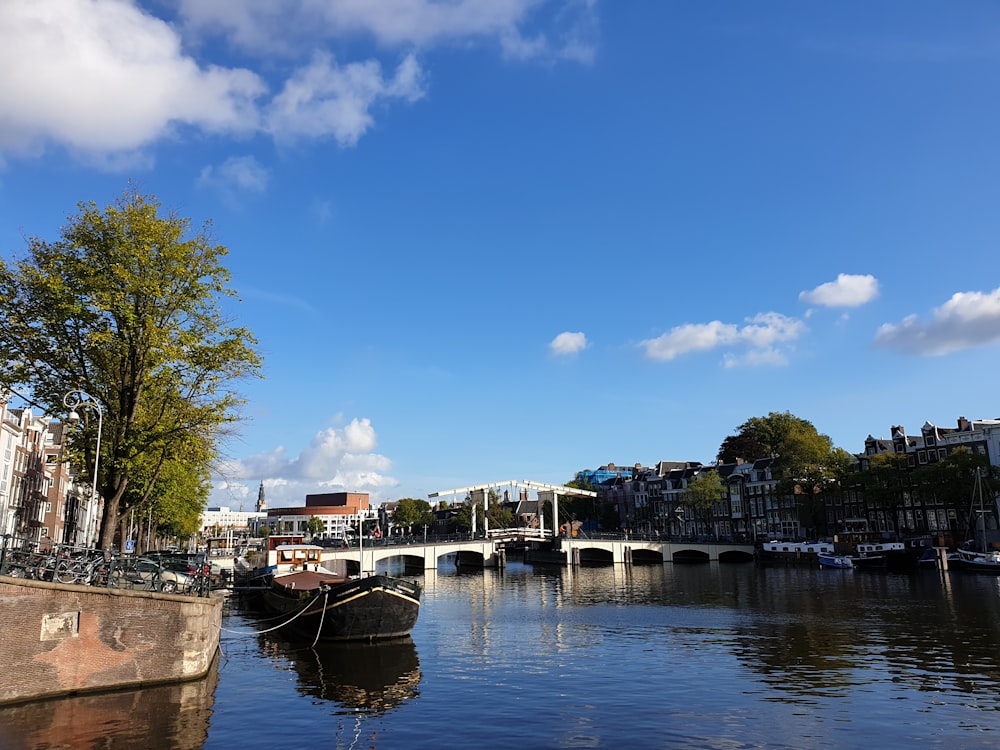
[393,497,435,533]
[137,455,212,542]
[851,451,913,530]
[717,412,848,536]
[486,503,514,530]
[684,470,726,534]
[913,448,999,534]
[718,412,832,475]
[118,426,213,546]
[480,489,513,529]
[562,478,600,529]
[449,495,484,533]
[306,516,325,536]
[0,188,262,549]
[567,475,596,492]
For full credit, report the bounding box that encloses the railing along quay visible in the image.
[0,534,216,597]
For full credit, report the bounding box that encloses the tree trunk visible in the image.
[99,499,119,551]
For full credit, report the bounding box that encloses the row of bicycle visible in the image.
[0,537,214,596]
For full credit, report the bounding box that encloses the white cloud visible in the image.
[0,1,264,160]
[0,1,595,165]
[641,312,805,365]
[210,417,398,507]
[873,287,1000,356]
[265,52,426,147]
[177,0,598,61]
[799,273,879,307]
[296,419,383,479]
[723,348,790,369]
[549,330,588,355]
[197,155,270,199]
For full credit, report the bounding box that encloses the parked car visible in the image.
[316,538,350,548]
[161,558,201,576]
[108,557,193,593]
[150,551,212,576]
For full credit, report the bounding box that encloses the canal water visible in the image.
[2,561,1000,749]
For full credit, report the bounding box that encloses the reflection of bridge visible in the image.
[320,530,755,573]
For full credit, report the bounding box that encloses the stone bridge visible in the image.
[320,533,756,573]
[557,537,755,566]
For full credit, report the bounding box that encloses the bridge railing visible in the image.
[311,530,757,548]
[486,527,551,540]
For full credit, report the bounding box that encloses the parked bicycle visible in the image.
[2,535,212,597]
[54,550,112,586]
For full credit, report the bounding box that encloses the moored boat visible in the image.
[238,536,421,642]
[760,541,834,555]
[954,546,1000,574]
[953,470,1000,574]
[852,541,906,569]
[817,552,854,569]
[756,540,837,566]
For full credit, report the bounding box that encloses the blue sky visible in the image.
[3,1,1000,511]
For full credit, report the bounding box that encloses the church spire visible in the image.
[256,481,267,512]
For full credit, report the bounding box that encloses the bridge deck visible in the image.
[318,533,755,570]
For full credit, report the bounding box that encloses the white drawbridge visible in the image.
[428,479,597,538]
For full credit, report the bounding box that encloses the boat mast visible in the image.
[358,513,364,577]
[976,468,987,552]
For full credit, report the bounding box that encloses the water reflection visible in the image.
[6,563,1000,749]
[427,561,1000,714]
[256,632,421,714]
[0,655,218,750]
[727,567,1000,705]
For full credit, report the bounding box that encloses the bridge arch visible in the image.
[455,549,488,567]
[576,546,614,566]
[671,548,710,563]
[718,548,755,563]
[631,548,664,565]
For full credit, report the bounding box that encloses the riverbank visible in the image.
[0,574,221,705]
[3,563,1000,748]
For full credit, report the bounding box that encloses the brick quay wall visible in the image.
[0,574,222,705]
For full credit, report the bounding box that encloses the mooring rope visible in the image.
[221,590,324,636]
[311,589,330,648]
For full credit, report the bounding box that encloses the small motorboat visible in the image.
[817,552,854,569]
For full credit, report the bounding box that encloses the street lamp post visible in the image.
[63,390,103,549]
